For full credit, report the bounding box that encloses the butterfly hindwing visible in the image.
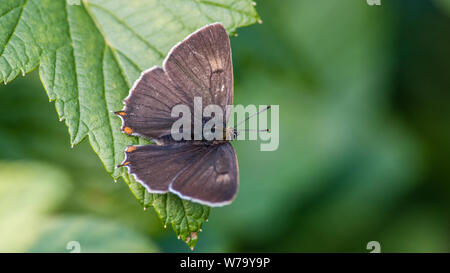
[170,142,238,206]
[123,143,210,193]
[123,142,238,206]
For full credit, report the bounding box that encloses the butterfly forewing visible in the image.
[118,67,190,139]
[118,23,233,138]
[164,23,234,119]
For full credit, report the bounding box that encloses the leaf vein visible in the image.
[0,0,28,62]
[101,45,116,171]
[64,1,83,143]
[86,2,165,58]
[194,0,256,18]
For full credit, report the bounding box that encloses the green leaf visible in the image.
[0,0,260,248]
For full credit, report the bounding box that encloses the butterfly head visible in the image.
[225,127,238,140]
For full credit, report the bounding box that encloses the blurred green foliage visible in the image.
[0,0,449,252]
[0,161,157,252]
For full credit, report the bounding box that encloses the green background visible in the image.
[1,0,449,252]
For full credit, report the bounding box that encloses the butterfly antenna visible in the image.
[235,105,271,128]
[236,129,271,132]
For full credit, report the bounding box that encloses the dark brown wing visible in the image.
[170,142,238,206]
[164,23,233,120]
[122,142,238,206]
[121,143,209,193]
[117,23,233,139]
[117,67,191,139]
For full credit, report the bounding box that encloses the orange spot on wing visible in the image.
[123,126,133,135]
[115,111,126,116]
[117,161,131,168]
[126,146,137,153]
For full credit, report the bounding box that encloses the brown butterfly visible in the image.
[115,23,239,207]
